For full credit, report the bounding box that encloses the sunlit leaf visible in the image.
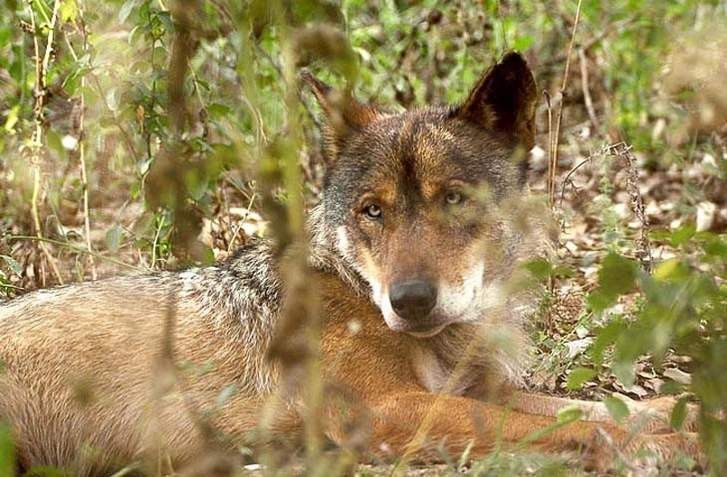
[3,105,19,133]
[653,258,690,282]
[60,0,78,23]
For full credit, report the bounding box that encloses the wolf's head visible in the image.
[305,52,540,338]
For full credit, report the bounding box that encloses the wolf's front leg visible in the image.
[505,391,700,434]
[332,390,700,472]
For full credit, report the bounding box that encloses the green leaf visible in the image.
[659,380,685,396]
[207,103,231,119]
[130,182,141,201]
[552,265,575,278]
[60,0,78,23]
[566,367,597,390]
[105,225,123,253]
[3,105,19,133]
[670,224,696,247]
[612,360,636,387]
[525,257,552,281]
[0,422,14,477]
[590,317,626,365]
[513,35,534,51]
[587,253,638,312]
[46,129,64,155]
[670,396,689,430]
[653,258,690,282]
[0,27,10,47]
[556,405,584,424]
[649,229,672,242]
[604,395,630,423]
[0,255,22,276]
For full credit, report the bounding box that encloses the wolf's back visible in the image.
[0,239,284,473]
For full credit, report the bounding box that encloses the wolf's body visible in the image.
[0,207,534,472]
[0,53,699,475]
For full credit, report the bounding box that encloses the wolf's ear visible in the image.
[301,71,383,165]
[454,52,537,148]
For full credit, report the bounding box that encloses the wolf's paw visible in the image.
[582,426,702,473]
[618,394,699,433]
[627,432,703,472]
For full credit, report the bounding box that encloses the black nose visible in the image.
[389,280,437,320]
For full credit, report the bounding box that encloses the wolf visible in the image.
[0,52,698,475]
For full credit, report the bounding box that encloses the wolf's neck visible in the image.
[305,202,370,297]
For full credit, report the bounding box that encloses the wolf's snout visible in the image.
[389,280,437,320]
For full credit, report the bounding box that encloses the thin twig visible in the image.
[578,47,600,133]
[147,3,230,466]
[548,0,584,208]
[559,155,593,207]
[544,91,554,204]
[146,38,158,162]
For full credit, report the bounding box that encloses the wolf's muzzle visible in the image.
[389,279,437,321]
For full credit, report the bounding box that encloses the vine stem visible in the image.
[28,0,63,285]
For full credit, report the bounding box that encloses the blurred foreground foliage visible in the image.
[0,0,725,475]
[585,229,726,471]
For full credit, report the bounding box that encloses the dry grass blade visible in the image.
[64,19,97,280]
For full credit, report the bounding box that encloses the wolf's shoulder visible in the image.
[179,238,284,321]
[218,238,282,304]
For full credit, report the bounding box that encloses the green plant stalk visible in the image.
[28,0,63,285]
[274,3,325,465]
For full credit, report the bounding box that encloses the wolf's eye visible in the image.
[445,191,464,205]
[363,203,382,219]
